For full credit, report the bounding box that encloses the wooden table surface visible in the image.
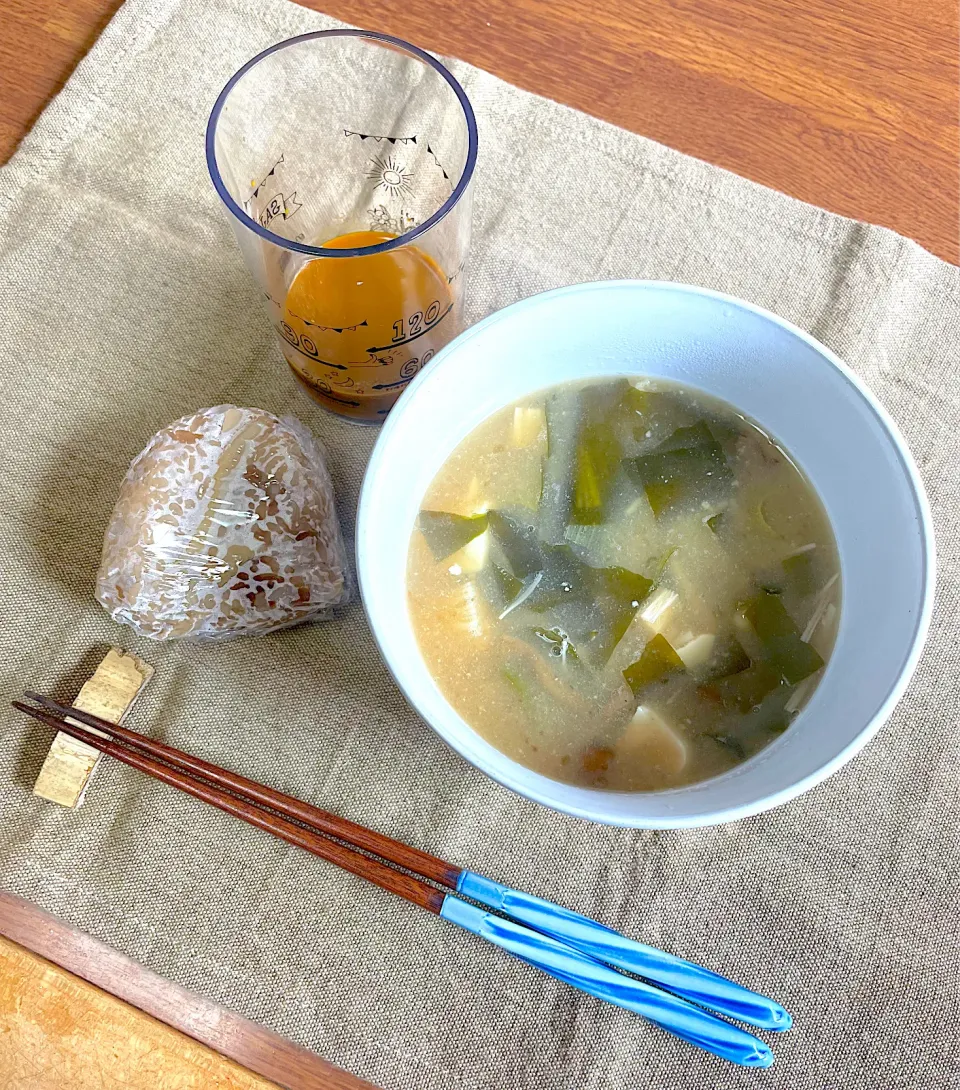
[1,0,957,1087]
[2,0,956,262]
[0,934,278,1090]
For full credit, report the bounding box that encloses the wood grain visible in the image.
[0,892,375,1090]
[0,934,279,1090]
[0,0,955,261]
[0,0,956,1088]
[322,0,960,262]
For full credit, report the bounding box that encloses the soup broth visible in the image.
[407,378,841,791]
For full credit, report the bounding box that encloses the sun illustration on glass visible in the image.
[366,155,414,197]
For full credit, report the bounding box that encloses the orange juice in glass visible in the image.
[207,31,476,423]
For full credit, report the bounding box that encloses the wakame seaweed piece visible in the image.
[527,547,646,617]
[493,563,523,604]
[706,512,724,533]
[632,424,731,484]
[589,566,655,661]
[478,562,524,614]
[600,565,654,606]
[741,591,825,684]
[746,684,796,735]
[703,417,747,445]
[525,543,598,611]
[700,662,782,713]
[626,421,732,518]
[651,421,717,454]
[625,386,665,419]
[708,681,796,760]
[569,384,630,525]
[530,561,653,662]
[622,634,685,698]
[598,607,638,661]
[418,511,489,560]
[782,550,817,596]
[702,635,751,681]
[487,510,544,579]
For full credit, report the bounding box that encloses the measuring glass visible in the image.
[206,31,478,423]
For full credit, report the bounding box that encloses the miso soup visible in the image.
[407,378,841,791]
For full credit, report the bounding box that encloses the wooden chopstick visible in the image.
[22,692,460,889]
[12,695,789,1065]
[13,701,446,914]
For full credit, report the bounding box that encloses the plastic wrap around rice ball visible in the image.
[96,406,350,640]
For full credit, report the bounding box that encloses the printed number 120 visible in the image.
[392,300,442,343]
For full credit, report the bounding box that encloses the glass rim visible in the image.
[205,29,479,259]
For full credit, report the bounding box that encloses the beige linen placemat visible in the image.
[1,0,958,1086]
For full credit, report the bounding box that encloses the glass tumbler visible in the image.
[206,30,477,423]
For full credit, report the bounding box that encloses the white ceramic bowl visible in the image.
[357,281,935,828]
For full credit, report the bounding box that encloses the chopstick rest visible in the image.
[455,872,790,1032]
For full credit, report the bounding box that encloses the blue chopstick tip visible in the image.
[769,1005,793,1032]
[747,1043,775,1069]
